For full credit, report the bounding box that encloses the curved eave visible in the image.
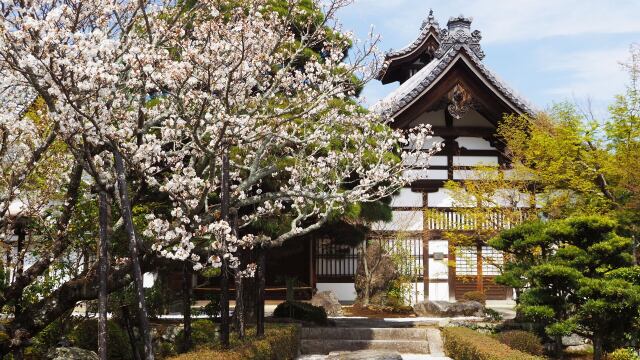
[376,26,440,82]
[378,45,536,120]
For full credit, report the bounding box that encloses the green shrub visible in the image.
[69,319,133,360]
[484,308,503,322]
[609,348,640,360]
[175,319,218,351]
[496,330,544,356]
[462,291,487,305]
[442,327,543,360]
[167,324,300,360]
[273,301,327,325]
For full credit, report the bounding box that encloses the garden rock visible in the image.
[327,350,402,360]
[311,291,343,316]
[562,333,586,346]
[413,300,484,317]
[47,347,99,360]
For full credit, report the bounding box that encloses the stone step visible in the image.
[300,339,431,355]
[301,327,428,341]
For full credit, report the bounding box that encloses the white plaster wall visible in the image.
[491,189,531,208]
[317,283,357,302]
[453,109,494,128]
[390,188,423,208]
[411,110,446,127]
[429,282,450,301]
[455,137,497,150]
[453,169,499,180]
[403,154,447,167]
[405,282,425,304]
[143,272,157,288]
[372,210,423,231]
[406,136,444,150]
[403,169,448,181]
[453,156,499,167]
[427,187,474,208]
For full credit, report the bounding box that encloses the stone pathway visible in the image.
[298,318,452,360]
[297,355,452,360]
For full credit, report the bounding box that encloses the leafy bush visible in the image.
[484,308,503,322]
[273,301,327,325]
[167,324,300,360]
[609,348,640,360]
[496,330,544,356]
[175,319,218,351]
[69,319,134,360]
[462,291,487,305]
[442,327,543,360]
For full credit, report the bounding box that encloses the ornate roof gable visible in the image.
[372,13,535,119]
[377,10,441,83]
[435,15,484,60]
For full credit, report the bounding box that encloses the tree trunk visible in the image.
[122,305,142,360]
[256,248,266,337]
[113,149,154,360]
[554,335,564,360]
[230,208,245,339]
[14,221,25,315]
[234,270,245,339]
[181,263,192,352]
[219,150,231,348]
[593,335,603,360]
[361,241,370,306]
[98,191,110,360]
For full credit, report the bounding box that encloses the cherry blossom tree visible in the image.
[0,0,437,356]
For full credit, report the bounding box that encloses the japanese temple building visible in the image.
[174,11,535,304]
[311,11,534,303]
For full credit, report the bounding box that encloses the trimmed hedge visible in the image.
[442,327,544,360]
[167,324,300,360]
[462,291,487,305]
[273,301,327,325]
[496,330,544,356]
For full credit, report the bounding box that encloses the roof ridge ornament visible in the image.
[421,9,440,31]
[435,14,485,60]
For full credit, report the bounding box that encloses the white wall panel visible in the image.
[390,188,423,208]
[453,109,494,128]
[403,169,448,180]
[428,283,450,302]
[372,211,423,231]
[402,154,447,167]
[427,187,454,207]
[428,259,449,280]
[316,283,357,302]
[428,240,449,255]
[405,282,425,305]
[455,137,497,150]
[411,110,446,127]
[453,156,498,167]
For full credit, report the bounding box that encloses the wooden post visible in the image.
[476,242,484,293]
[422,192,429,300]
[448,245,456,301]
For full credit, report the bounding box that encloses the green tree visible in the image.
[490,216,640,360]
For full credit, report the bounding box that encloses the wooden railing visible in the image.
[426,208,527,231]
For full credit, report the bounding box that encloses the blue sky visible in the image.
[337,0,640,118]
